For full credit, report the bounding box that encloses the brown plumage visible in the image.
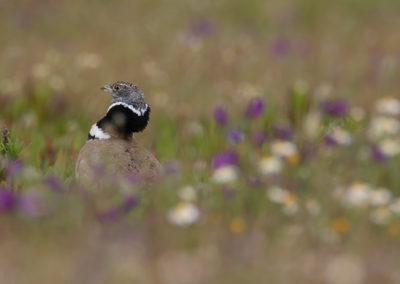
[75,137,163,183]
[75,81,163,184]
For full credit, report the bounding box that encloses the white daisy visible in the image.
[369,187,392,206]
[270,140,298,158]
[258,156,283,175]
[342,182,372,207]
[282,197,299,216]
[327,127,353,146]
[177,185,197,202]
[368,116,400,139]
[211,165,238,184]
[389,198,400,215]
[350,107,366,122]
[375,97,400,116]
[266,186,289,204]
[167,202,200,226]
[306,199,321,216]
[378,138,400,157]
[370,206,392,225]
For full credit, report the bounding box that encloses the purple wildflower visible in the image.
[246,97,265,118]
[324,135,338,146]
[320,99,349,117]
[271,37,290,57]
[97,195,139,223]
[212,150,238,169]
[190,18,216,37]
[121,195,138,212]
[371,145,388,163]
[227,128,244,143]
[6,159,24,176]
[252,129,267,147]
[18,194,45,218]
[273,123,294,140]
[0,188,17,212]
[126,173,144,184]
[97,207,120,223]
[213,105,228,126]
[163,160,181,174]
[46,176,64,192]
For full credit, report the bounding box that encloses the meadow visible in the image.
[1,0,400,283]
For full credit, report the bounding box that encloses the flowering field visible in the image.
[1,0,400,283]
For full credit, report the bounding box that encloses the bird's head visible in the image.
[101,81,148,115]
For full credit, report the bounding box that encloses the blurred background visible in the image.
[1,0,400,283]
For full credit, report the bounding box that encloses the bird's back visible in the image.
[75,137,163,184]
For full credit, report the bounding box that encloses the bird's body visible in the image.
[75,81,163,184]
[76,137,162,183]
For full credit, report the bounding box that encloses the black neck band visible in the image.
[89,105,150,140]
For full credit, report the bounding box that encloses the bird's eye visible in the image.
[114,86,120,91]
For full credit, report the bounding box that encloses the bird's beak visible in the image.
[101,84,112,93]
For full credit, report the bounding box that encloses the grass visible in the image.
[1,0,400,283]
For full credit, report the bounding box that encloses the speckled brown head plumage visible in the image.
[102,81,148,115]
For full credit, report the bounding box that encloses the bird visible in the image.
[75,81,163,184]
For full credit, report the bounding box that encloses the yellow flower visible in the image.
[388,220,400,236]
[230,217,246,234]
[286,152,300,164]
[266,186,299,215]
[331,217,350,233]
[282,193,299,215]
[283,192,297,204]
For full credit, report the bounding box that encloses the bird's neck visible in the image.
[88,104,150,140]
